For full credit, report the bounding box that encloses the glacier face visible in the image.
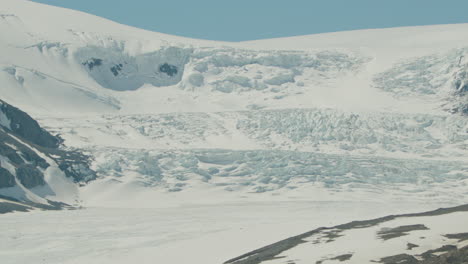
[39,108,468,205]
[74,45,365,93]
[42,109,467,159]
[76,46,192,91]
[91,148,467,200]
[0,0,467,208]
[373,47,468,115]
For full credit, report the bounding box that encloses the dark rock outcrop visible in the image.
[0,201,30,214]
[421,245,458,260]
[159,63,178,76]
[0,195,70,214]
[379,254,419,264]
[420,246,468,264]
[444,233,468,242]
[407,243,419,250]
[0,99,61,148]
[224,204,468,264]
[82,58,103,70]
[0,99,96,207]
[0,167,15,188]
[377,224,429,241]
[16,164,45,188]
[110,63,123,76]
[0,133,49,169]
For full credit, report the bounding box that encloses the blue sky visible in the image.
[32,0,468,41]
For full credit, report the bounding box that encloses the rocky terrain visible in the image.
[0,99,95,212]
[225,204,468,264]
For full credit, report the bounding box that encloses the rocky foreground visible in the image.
[225,204,468,264]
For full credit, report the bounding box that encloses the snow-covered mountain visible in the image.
[0,0,467,263]
[0,99,94,211]
[1,0,467,117]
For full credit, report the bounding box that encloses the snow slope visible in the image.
[0,0,466,116]
[226,204,468,264]
[0,201,452,264]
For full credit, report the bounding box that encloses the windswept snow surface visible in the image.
[0,0,467,263]
[0,201,450,264]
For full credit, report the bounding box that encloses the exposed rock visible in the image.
[407,243,419,250]
[55,149,96,183]
[110,63,123,76]
[0,130,49,169]
[444,233,468,242]
[377,224,429,241]
[16,164,45,188]
[420,245,458,260]
[332,254,353,262]
[379,254,419,264]
[82,58,103,70]
[420,245,468,264]
[224,204,468,264]
[0,201,30,214]
[159,63,178,76]
[0,195,69,214]
[0,100,96,206]
[0,167,15,188]
[0,99,61,148]
[312,229,343,244]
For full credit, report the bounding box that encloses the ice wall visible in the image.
[76,46,192,91]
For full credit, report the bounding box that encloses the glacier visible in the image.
[0,0,467,263]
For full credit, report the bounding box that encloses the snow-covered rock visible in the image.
[0,100,95,209]
[225,204,468,264]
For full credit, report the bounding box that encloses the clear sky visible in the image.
[32,0,468,42]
